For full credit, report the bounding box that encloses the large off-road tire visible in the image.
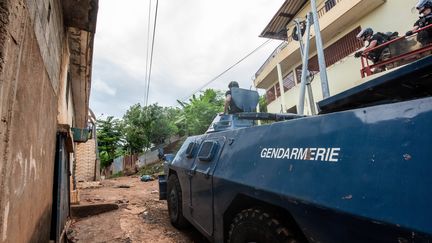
[228,208,301,243]
[167,174,189,229]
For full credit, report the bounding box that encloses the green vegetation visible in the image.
[122,104,179,154]
[259,95,268,113]
[97,116,125,168]
[178,89,224,135]
[138,162,164,176]
[109,171,124,179]
[96,88,224,169]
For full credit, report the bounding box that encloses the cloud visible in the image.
[90,60,147,118]
[90,0,285,118]
[93,78,116,96]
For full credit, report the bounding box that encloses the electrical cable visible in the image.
[145,0,159,107]
[143,0,153,106]
[181,39,273,102]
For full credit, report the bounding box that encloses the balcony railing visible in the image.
[255,41,288,79]
[255,0,344,80]
[360,24,432,77]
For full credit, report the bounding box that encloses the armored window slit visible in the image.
[185,142,196,158]
[198,141,218,162]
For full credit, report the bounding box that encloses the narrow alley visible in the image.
[68,176,208,243]
[1,0,432,242]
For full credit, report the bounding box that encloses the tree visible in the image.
[95,89,224,162]
[166,107,186,137]
[96,116,124,168]
[146,105,178,145]
[179,89,224,135]
[122,104,148,153]
[259,95,268,113]
[122,104,178,153]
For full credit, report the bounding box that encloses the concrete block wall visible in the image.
[137,150,160,168]
[75,139,98,182]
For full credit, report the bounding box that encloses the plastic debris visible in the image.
[140,175,153,182]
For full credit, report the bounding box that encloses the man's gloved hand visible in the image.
[354,51,363,58]
[406,30,413,36]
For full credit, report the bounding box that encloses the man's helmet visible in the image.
[416,0,432,14]
[356,28,374,41]
[228,81,239,89]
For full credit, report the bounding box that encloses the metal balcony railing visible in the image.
[254,41,288,80]
[360,24,432,77]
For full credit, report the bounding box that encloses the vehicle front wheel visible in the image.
[167,174,189,229]
[228,208,301,243]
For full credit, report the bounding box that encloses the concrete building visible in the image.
[0,0,98,242]
[254,0,418,114]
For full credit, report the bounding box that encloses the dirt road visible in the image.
[67,176,208,243]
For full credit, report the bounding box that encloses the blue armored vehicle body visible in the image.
[160,56,432,243]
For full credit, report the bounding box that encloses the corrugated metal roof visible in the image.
[260,0,307,40]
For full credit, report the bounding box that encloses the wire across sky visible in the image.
[144,0,159,107]
[142,1,273,105]
[180,39,273,102]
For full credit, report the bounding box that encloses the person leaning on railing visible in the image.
[406,0,432,46]
[355,28,388,64]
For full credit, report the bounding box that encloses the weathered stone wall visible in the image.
[0,0,65,242]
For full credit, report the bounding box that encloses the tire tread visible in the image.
[167,174,189,229]
[228,208,301,243]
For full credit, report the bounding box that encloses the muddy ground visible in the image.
[67,176,208,243]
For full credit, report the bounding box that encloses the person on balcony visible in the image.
[406,0,432,47]
[224,81,242,114]
[355,28,388,64]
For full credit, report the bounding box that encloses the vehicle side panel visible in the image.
[210,97,432,242]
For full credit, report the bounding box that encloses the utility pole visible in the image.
[297,14,312,115]
[295,17,317,115]
[310,0,330,98]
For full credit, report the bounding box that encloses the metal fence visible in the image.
[113,156,124,174]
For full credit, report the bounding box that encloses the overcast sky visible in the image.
[90,0,285,118]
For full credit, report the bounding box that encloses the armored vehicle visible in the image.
[159,57,432,243]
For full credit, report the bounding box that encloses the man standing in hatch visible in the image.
[224,81,242,114]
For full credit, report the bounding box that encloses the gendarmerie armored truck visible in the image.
[159,20,432,243]
[159,54,432,243]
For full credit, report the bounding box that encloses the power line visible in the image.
[143,0,152,106]
[145,0,159,107]
[181,39,273,102]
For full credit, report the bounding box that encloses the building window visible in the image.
[296,27,363,81]
[322,26,363,68]
[295,67,319,84]
[325,0,336,12]
[266,87,275,104]
[283,71,296,91]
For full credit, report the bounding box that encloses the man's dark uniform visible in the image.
[225,90,241,114]
[414,13,432,46]
[367,33,388,63]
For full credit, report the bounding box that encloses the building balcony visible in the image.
[254,0,385,89]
